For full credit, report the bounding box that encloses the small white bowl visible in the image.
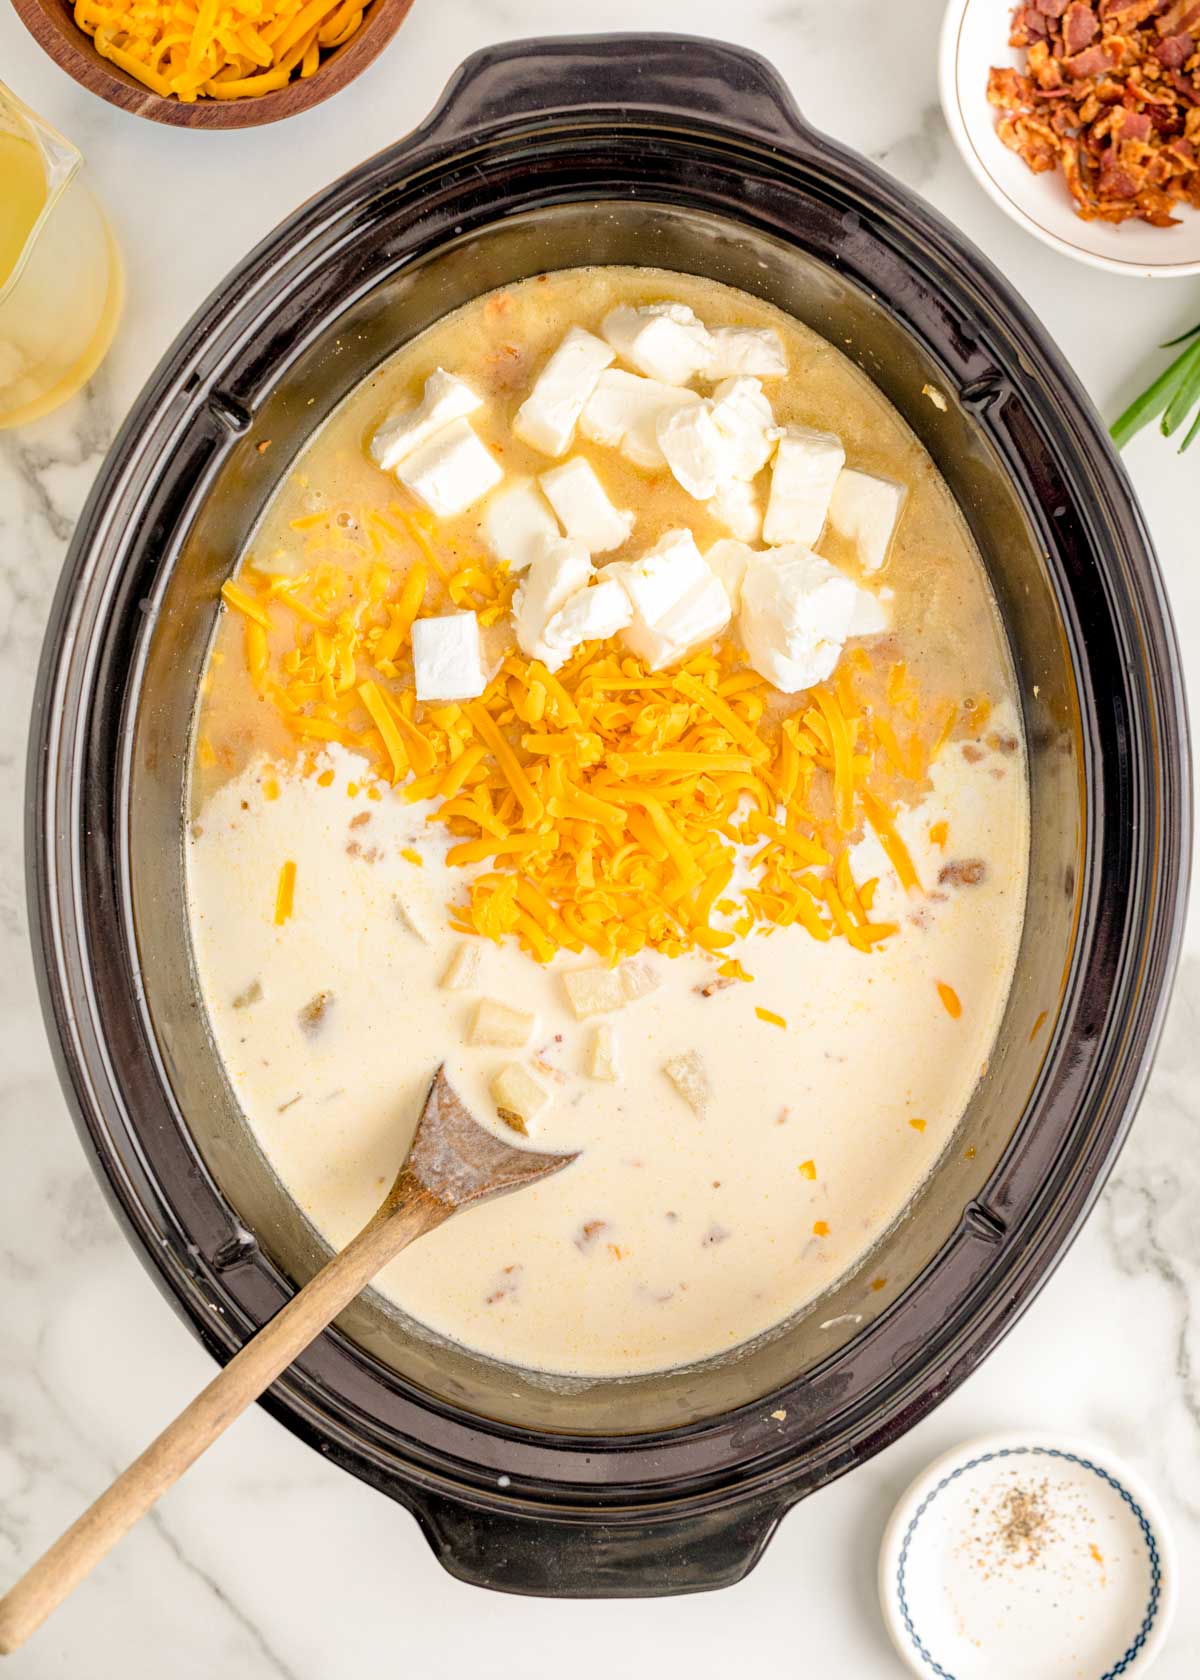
[940,0,1200,278]
[879,1432,1177,1679]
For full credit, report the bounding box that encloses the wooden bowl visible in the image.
[12,0,416,129]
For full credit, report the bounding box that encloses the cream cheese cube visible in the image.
[512,537,593,667]
[762,426,846,548]
[481,478,560,572]
[657,403,730,500]
[827,468,907,573]
[539,457,634,554]
[707,478,762,542]
[580,370,702,471]
[601,302,713,386]
[659,377,775,501]
[709,378,776,480]
[411,611,487,701]
[369,370,483,474]
[541,578,632,668]
[512,326,615,458]
[704,538,757,611]
[396,419,502,518]
[608,529,732,670]
[702,326,787,380]
[739,546,885,693]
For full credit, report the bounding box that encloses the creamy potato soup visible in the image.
[187,267,1028,1379]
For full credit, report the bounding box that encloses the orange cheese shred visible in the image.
[273,860,296,925]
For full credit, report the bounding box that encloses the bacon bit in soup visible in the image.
[575,1219,608,1251]
[531,1054,569,1086]
[939,858,987,887]
[273,860,296,925]
[298,990,332,1032]
[696,975,736,997]
[755,1007,788,1029]
[798,1159,817,1180]
[937,981,963,1019]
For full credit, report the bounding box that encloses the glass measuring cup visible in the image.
[0,84,123,428]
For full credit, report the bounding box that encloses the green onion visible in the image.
[1111,319,1200,454]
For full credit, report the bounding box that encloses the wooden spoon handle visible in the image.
[0,1189,445,1655]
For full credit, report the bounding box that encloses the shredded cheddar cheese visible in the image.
[274,859,296,925]
[936,981,963,1020]
[73,0,368,103]
[755,1007,787,1029]
[798,1159,817,1180]
[216,501,981,968]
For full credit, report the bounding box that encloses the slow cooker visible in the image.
[27,34,1189,1595]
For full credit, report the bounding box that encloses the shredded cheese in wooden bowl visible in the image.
[72,0,370,103]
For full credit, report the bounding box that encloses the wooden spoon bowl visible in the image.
[12,0,416,129]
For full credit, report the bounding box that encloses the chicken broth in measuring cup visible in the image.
[187,267,1028,1378]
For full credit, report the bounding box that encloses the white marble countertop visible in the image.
[1,3,1198,1675]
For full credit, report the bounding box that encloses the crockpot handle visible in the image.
[419,33,810,152]
[407,1486,790,1597]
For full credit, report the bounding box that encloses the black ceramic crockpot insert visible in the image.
[27,36,1189,1595]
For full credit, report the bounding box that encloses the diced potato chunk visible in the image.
[491,1063,549,1133]
[664,1051,710,1116]
[394,891,431,944]
[620,961,659,1003]
[562,966,626,1019]
[588,1023,618,1082]
[470,999,537,1047]
[441,942,482,991]
[562,960,660,1019]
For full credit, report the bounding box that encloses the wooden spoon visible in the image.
[0,1066,577,1653]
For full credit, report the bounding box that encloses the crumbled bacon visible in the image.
[1158,31,1195,66]
[990,0,1200,224]
[1064,3,1100,51]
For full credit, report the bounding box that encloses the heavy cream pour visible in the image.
[187,727,1026,1379]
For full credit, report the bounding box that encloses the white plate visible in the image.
[940,0,1200,278]
[879,1433,1177,1679]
